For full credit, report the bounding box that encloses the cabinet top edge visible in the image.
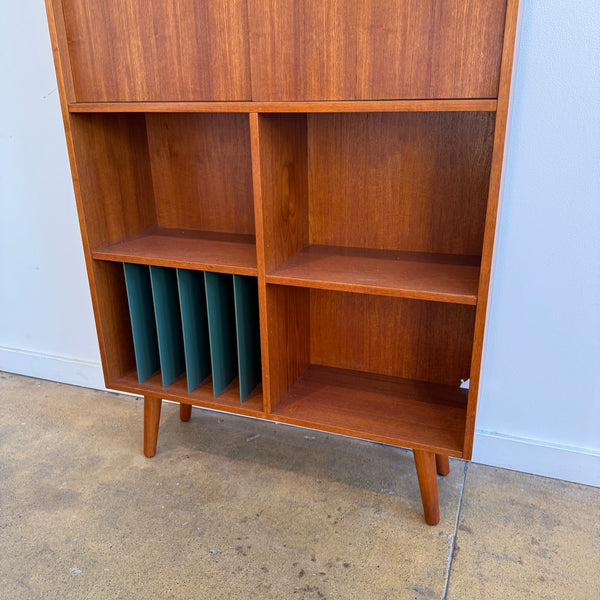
[68,99,498,114]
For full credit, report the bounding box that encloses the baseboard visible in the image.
[2,346,598,487]
[0,346,106,391]
[473,429,600,487]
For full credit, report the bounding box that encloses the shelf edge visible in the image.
[266,274,478,305]
[93,252,258,276]
[69,99,498,114]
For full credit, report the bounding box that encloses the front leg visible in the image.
[143,395,162,457]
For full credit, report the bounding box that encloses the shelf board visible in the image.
[92,228,257,275]
[111,370,264,417]
[267,245,480,304]
[272,365,468,457]
[68,99,497,114]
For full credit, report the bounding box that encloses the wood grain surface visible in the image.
[267,245,480,304]
[248,0,507,101]
[146,113,254,235]
[309,290,475,386]
[308,112,495,255]
[62,0,251,101]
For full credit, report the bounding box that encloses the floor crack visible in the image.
[441,460,468,600]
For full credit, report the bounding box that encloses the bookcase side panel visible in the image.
[463,0,522,458]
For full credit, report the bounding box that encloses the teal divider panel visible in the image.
[233,275,262,402]
[204,271,238,397]
[149,266,185,387]
[177,269,211,393]
[122,263,160,383]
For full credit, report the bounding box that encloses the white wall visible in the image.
[473,0,600,485]
[0,1,103,388]
[1,2,598,485]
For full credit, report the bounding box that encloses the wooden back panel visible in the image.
[308,112,496,255]
[248,0,507,101]
[62,0,251,101]
[146,114,255,235]
[310,291,475,386]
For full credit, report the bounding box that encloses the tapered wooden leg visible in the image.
[435,454,450,476]
[413,449,440,525]
[144,396,162,458]
[180,403,192,422]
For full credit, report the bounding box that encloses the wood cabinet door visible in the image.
[248,0,507,101]
[62,0,251,101]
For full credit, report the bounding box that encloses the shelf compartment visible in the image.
[122,263,262,401]
[272,365,468,457]
[111,370,264,418]
[257,112,496,277]
[71,112,255,259]
[267,245,480,304]
[93,228,257,275]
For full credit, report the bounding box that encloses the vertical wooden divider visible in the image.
[250,113,311,413]
[249,113,272,412]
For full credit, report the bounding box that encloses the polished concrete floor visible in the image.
[1,372,598,599]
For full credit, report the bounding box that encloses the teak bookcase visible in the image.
[45,0,520,525]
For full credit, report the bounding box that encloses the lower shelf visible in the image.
[111,370,264,418]
[271,365,468,457]
[111,365,467,457]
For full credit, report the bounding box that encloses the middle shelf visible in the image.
[92,228,257,275]
[267,245,480,304]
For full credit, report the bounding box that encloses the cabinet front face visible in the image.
[248,0,508,101]
[62,0,251,101]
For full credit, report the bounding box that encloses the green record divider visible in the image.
[176,269,211,392]
[204,271,238,397]
[233,275,262,401]
[123,263,160,383]
[149,266,186,387]
[122,263,261,399]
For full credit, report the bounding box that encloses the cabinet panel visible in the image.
[248,0,507,101]
[62,0,251,101]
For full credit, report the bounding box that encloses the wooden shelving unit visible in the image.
[45,0,520,525]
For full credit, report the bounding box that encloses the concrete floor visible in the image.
[0,372,598,599]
